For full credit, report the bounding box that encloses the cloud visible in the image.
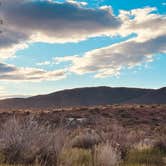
[0,62,67,81]
[0,0,121,58]
[0,1,165,79]
[55,35,166,77]
[118,7,166,41]
[66,0,88,6]
[0,62,17,73]
[0,86,8,99]
[36,61,51,66]
[0,27,29,59]
[0,86,5,93]
[0,2,164,58]
[0,94,30,100]
[55,7,166,78]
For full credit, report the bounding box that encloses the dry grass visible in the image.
[0,116,67,166]
[95,142,120,166]
[122,147,166,166]
[0,105,165,166]
[60,148,93,166]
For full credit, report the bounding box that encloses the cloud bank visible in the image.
[0,0,165,80]
[0,0,121,58]
[55,7,166,78]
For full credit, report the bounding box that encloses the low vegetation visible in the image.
[0,104,165,166]
[0,117,67,166]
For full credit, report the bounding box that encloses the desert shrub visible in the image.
[0,153,5,163]
[122,148,164,166]
[134,138,155,150]
[123,147,165,166]
[154,137,166,153]
[101,122,146,159]
[0,116,66,166]
[71,132,100,149]
[95,142,120,166]
[60,148,92,166]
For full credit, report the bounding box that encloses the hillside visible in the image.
[127,87,166,104]
[0,86,165,110]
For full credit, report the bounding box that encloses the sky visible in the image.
[0,0,166,98]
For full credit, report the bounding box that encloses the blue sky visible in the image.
[0,0,165,98]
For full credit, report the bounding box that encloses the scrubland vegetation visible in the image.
[0,104,165,166]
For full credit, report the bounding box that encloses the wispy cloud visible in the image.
[0,62,67,81]
[36,61,51,66]
[0,86,5,93]
[0,94,30,100]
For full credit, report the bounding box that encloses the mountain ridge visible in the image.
[0,86,165,110]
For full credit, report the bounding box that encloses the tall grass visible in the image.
[0,116,67,166]
[60,148,93,166]
[122,148,166,166]
[95,142,120,166]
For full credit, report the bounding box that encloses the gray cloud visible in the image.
[0,62,66,81]
[0,0,121,58]
[0,63,17,73]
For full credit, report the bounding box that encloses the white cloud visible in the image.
[55,35,165,77]
[0,94,30,100]
[36,61,51,66]
[118,7,166,41]
[0,86,5,93]
[0,86,8,99]
[54,7,166,78]
[66,0,88,6]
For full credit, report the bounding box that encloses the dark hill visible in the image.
[126,87,166,104]
[0,86,165,110]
